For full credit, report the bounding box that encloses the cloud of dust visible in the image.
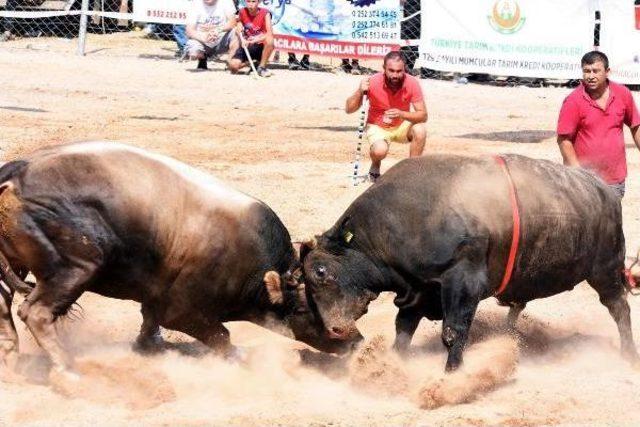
[4,299,640,426]
[416,335,518,409]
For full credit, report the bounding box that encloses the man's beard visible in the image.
[385,75,404,89]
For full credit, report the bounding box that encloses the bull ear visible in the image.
[299,237,318,261]
[263,271,283,305]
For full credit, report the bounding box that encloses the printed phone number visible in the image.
[352,9,398,19]
[352,20,398,30]
[146,9,186,19]
[351,30,398,40]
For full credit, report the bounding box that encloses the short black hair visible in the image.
[383,51,405,67]
[581,51,609,69]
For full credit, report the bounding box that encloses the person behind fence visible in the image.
[173,24,187,57]
[228,0,274,77]
[345,50,427,183]
[557,50,640,198]
[1,0,18,42]
[185,0,239,70]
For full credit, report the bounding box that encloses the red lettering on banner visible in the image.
[274,35,399,59]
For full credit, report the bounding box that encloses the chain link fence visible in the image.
[0,2,423,74]
[0,1,618,89]
[0,0,136,39]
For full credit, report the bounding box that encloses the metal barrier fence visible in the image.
[1,1,617,88]
[0,0,422,64]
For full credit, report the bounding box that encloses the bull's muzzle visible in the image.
[326,323,361,341]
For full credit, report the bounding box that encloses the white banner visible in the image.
[418,0,595,79]
[598,0,640,84]
[133,0,191,24]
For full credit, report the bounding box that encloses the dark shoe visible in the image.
[351,63,363,75]
[288,59,301,70]
[197,58,208,70]
[339,61,352,74]
[299,59,311,70]
[368,171,381,183]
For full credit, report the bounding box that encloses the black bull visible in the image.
[0,142,350,381]
[294,154,640,371]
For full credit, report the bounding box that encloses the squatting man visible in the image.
[345,50,428,182]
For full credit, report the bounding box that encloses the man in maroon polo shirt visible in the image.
[345,51,427,182]
[557,51,640,198]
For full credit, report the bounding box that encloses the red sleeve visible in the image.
[624,90,640,128]
[557,96,579,137]
[408,77,424,103]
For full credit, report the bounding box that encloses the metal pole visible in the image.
[352,92,368,186]
[77,0,90,55]
[593,10,601,50]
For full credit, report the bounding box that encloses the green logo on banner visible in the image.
[488,0,526,34]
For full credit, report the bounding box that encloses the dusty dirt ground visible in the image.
[2,32,640,426]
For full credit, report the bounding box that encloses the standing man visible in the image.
[557,51,640,198]
[345,51,427,182]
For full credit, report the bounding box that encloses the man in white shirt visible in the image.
[185,0,239,70]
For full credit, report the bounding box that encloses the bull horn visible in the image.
[292,242,302,259]
[296,284,309,312]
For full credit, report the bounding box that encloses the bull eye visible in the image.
[315,265,327,279]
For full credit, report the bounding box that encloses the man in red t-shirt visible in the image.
[228,0,274,77]
[557,51,640,198]
[345,51,427,182]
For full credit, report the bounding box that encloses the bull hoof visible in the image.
[224,346,248,365]
[133,334,166,355]
[49,367,81,396]
[445,355,462,372]
[0,345,23,383]
[391,341,413,357]
[0,365,25,383]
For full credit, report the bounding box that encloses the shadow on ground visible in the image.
[457,130,555,143]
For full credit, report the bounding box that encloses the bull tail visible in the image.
[0,250,33,295]
[0,160,28,184]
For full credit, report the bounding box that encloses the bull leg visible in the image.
[392,287,443,354]
[440,261,487,372]
[18,264,98,379]
[200,322,235,358]
[588,273,639,364]
[506,302,526,330]
[393,307,422,354]
[133,303,165,354]
[163,314,238,360]
[599,295,638,362]
[0,281,19,380]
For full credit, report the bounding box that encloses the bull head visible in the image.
[299,237,378,342]
[262,263,361,354]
